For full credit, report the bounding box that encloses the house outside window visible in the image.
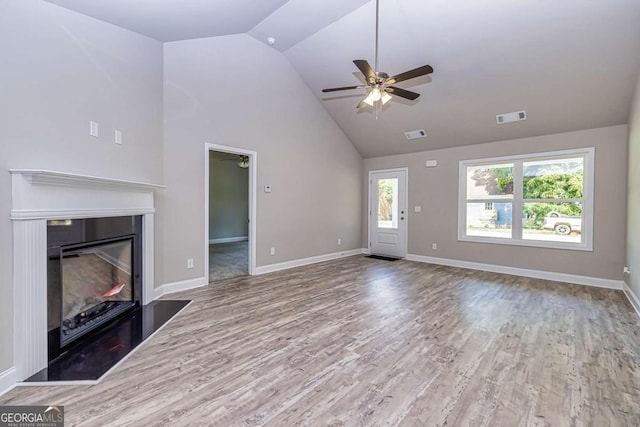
[458,147,594,251]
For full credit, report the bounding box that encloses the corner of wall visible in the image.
[625,71,640,300]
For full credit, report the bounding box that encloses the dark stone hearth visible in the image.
[24,300,190,383]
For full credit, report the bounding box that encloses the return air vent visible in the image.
[496,110,526,125]
[405,129,426,140]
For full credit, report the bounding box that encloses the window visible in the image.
[377,178,398,229]
[458,148,594,250]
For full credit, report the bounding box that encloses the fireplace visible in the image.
[47,216,143,361]
[10,169,163,381]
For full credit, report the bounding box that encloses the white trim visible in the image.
[18,301,192,387]
[457,147,595,252]
[11,208,155,221]
[9,169,165,192]
[406,254,623,290]
[142,214,155,305]
[0,367,17,397]
[623,282,640,319]
[255,249,364,275]
[209,236,248,244]
[205,143,257,279]
[153,276,208,300]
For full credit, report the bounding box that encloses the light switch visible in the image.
[90,121,99,138]
[114,129,122,145]
[414,206,422,213]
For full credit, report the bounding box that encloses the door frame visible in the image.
[367,167,409,258]
[204,143,257,278]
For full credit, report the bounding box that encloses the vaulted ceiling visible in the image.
[44,0,640,157]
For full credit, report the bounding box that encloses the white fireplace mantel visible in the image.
[10,169,164,381]
[10,169,164,220]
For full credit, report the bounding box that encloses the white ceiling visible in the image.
[44,0,640,158]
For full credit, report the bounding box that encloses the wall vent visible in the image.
[405,129,426,140]
[496,110,526,125]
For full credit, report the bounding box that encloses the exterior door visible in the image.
[369,169,407,258]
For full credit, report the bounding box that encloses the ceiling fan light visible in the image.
[363,92,376,106]
[370,88,382,102]
[381,92,392,104]
[238,156,249,168]
[363,88,384,107]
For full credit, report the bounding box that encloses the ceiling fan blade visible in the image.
[322,85,365,93]
[353,59,376,83]
[386,86,420,101]
[388,65,433,84]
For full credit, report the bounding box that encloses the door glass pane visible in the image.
[466,163,514,199]
[523,202,582,243]
[466,202,512,238]
[378,178,398,229]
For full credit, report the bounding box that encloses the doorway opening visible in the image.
[205,144,257,282]
[368,168,408,258]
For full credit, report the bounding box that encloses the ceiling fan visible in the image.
[221,155,249,168]
[322,0,434,109]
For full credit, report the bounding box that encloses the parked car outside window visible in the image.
[542,211,581,235]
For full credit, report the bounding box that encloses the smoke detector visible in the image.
[405,129,427,140]
[496,110,526,125]
[266,37,276,46]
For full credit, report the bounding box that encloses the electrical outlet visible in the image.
[270,247,276,256]
[624,266,631,274]
[338,238,342,245]
[432,243,437,250]
[187,258,194,269]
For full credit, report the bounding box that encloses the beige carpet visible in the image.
[208,241,248,282]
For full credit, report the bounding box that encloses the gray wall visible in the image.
[0,1,163,374]
[209,153,249,240]
[626,73,640,295]
[363,125,628,280]
[162,34,362,283]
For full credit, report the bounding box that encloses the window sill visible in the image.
[458,235,593,252]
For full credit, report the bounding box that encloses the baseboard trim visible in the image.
[256,249,364,275]
[154,276,207,299]
[0,367,16,397]
[209,236,248,244]
[406,254,624,290]
[623,282,640,318]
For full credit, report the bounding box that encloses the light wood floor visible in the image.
[3,256,640,426]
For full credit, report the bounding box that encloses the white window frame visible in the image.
[458,147,595,251]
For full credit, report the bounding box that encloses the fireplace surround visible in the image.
[10,170,163,381]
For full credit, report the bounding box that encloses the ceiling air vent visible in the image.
[405,129,427,140]
[496,110,527,125]
[496,110,526,125]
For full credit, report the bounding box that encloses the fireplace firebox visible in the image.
[47,216,143,361]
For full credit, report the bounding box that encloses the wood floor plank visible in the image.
[1,256,640,426]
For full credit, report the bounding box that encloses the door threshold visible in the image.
[365,254,401,262]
